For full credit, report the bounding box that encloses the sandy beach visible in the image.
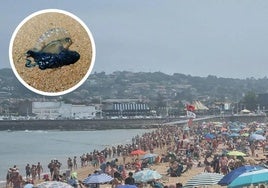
[5,121,268,188]
[72,140,266,188]
[73,147,212,187]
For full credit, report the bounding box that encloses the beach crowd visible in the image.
[4,119,268,188]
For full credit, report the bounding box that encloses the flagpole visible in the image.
[185,104,196,127]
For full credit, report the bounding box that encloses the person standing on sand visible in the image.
[37,162,43,180]
[250,142,256,156]
[31,164,37,180]
[25,164,31,178]
[53,162,61,181]
[108,148,112,158]
[11,171,23,188]
[73,156,78,170]
[219,154,229,175]
[212,155,220,173]
[68,157,73,171]
[48,160,54,178]
[6,168,13,188]
[122,150,127,165]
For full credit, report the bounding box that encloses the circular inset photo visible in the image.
[9,9,95,96]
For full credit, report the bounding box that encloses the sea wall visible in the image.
[0,115,266,131]
[213,115,267,124]
[0,118,165,131]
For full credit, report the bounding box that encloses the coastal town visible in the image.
[2,1,268,187]
[1,69,268,121]
[1,69,268,187]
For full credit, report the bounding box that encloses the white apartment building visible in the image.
[32,102,96,119]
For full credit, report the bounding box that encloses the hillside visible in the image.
[0,68,268,106]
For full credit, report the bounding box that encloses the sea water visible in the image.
[0,129,153,182]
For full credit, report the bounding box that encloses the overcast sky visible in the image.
[2,1,268,79]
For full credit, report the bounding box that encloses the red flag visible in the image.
[186,104,195,111]
[186,110,196,119]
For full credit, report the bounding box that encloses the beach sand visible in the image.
[71,143,266,188]
[5,146,222,188]
[72,147,225,188]
[5,124,268,188]
[11,10,93,93]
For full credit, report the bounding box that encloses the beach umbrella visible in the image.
[254,130,264,135]
[204,133,215,140]
[228,169,268,188]
[117,185,137,188]
[184,172,224,188]
[230,128,241,132]
[249,134,266,141]
[183,126,190,131]
[71,172,78,179]
[133,169,162,183]
[221,132,230,136]
[254,130,264,134]
[215,123,223,127]
[241,133,249,137]
[24,184,34,188]
[141,153,158,160]
[130,149,146,155]
[229,133,240,137]
[36,181,73,188]
[83,173,114,184]
[227,150,246,156]
[218,165,264,186]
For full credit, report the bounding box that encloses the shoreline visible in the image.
[3,119,268,188]
[0,129,154,186]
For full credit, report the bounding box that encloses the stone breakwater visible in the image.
[0,115,266,131]
[0,118,165,131]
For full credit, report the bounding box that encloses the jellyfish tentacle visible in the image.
[25,58,37,67]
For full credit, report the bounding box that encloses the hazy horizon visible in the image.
[2,1,268,79]
[2,67,267,80]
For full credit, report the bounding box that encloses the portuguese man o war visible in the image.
[25,28,80,70]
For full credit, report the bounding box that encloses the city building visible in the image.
[101,99,150,118]
[32,102,96,119]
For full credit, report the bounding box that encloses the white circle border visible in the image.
[9,9,96,96]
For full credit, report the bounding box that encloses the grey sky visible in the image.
[1,1,268,79]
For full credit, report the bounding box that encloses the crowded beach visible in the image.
[4,119,268,188]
